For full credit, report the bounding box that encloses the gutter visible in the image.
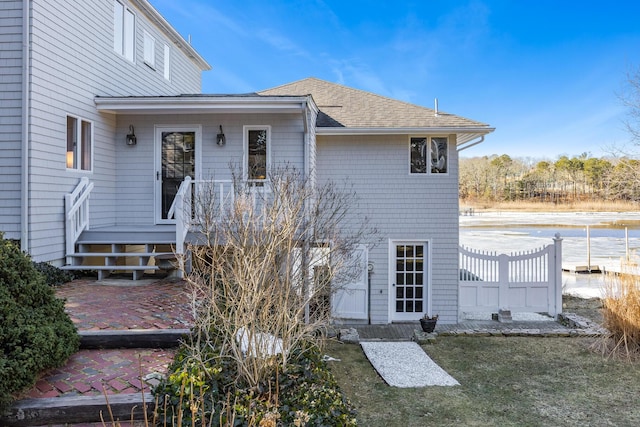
[457,135,485,152]
[316,126,494,136]
[20,0,30,252]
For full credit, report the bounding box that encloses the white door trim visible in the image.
[388,239,432,322]
[154,125,202,224]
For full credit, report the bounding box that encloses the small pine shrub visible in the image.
[33,261,75,286]
[0,234,80,411]
[154,341,357,426]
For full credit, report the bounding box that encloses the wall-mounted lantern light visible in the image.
[126,125,137,146]
[216,125,226,146]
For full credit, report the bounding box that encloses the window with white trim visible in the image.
[410,136,448,174]
[143,30,156,68]
[244,126,270,183]
[114,0,135,62]
[66,116,92,171]
[163,44,171,80]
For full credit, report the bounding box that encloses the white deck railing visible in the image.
[169,178,271,255]
[65,177,94,263]
[459,234,563,317]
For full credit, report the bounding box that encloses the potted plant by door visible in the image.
[420,314,439,333]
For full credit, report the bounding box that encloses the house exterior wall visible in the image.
[112,113,306,224]
[0,1,24,239]
[316,134,460,324]
[19,0,204,262]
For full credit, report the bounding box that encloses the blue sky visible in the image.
[152,0,640,159]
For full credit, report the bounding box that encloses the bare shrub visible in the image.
[181,166,375,389]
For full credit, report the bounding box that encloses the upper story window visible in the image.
[114,1,135,62]
[66,116,92,171]
[244,126,270,183]
[410,136,448,174]
[143,30,156,68]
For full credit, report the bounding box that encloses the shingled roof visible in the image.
[258,77,491,130]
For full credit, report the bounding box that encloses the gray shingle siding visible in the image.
[316,134,460,324]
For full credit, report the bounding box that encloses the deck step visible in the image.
[67,252,174,257]
[76,230,176,245]
[66,227,181,280]
[61,265,160,271]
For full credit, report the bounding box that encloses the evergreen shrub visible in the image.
[33,261,75,286]
[0,234,79,411]
[154,341,357,426]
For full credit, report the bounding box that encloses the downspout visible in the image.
[21,0,31,252]
[457,135,485,152]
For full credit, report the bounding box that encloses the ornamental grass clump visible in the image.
[0,233,79,412]
[600,266,640,360]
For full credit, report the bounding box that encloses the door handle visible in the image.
[156,171,160,180]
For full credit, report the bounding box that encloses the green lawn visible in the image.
[327,336,640,426]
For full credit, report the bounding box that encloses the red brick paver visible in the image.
[56,278,194,331]
[21,348,176,399]
[17,278,189,405]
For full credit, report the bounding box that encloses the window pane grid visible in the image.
[395,244,426,314]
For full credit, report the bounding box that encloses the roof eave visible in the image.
[94,95,312,114]
[132,0,211,71]
[317,126,495,143]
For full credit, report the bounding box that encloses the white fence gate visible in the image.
[459,234,563,317]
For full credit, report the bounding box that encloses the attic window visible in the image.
[410,136,448,174]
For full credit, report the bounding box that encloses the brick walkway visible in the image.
[20,348,175,399]
[56,278,193,330]
[18,278,191,402]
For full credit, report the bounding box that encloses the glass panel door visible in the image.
[392,242,428,321]
[161,131,195,220]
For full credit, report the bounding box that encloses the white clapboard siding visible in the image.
[0,1,24,238]
[17,0,205,262]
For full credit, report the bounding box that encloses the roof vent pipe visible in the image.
[434,98,439,117]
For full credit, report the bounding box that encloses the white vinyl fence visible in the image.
[459,234,563,317]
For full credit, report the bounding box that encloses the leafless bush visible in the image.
[181,166,375,388]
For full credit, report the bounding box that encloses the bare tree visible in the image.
[181,166,375,388]
[621,65,640,144]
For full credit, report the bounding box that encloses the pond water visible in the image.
[460,212,640,299]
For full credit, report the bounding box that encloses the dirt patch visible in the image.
[563,294,603,325]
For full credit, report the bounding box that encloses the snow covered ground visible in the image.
[460,211,640,299]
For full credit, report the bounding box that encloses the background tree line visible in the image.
[459,153,640,202]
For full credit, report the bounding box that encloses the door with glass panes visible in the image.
[391,241,429,321]
[155,127,199,224]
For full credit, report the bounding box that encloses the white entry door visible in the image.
[390,241,429,321]
[331,245,368,320]
[155,126,201,224]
